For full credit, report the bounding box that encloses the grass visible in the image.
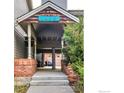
[14,85,29,93]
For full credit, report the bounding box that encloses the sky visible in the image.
[32,0,84,10]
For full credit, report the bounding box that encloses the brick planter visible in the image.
[62,64,78,85]
[14,59,37,77]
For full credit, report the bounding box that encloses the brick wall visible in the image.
[43,53,62,68]
[14,59,37,77]
[55,53,62,67]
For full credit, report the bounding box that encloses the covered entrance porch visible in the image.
[36,23,64,70]
[14,1,79,77]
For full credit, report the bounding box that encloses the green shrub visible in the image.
[63,16,84,93]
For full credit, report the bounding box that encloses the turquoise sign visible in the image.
[38,16,60,22]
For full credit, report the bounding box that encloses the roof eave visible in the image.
[16,1,79,23]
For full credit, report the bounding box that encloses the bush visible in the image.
[63,16,84,92]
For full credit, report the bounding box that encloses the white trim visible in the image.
[49,3,79,23]
[16,1,79,23]
[27,23,32,59]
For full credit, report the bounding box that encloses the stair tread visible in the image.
[32,77,68,80]
[31,80,69,82]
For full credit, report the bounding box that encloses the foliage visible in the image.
[63,16,84,92]
[72,61,84,82]
[63,17,84,63]
[14,85,29,93]
[72,62,84,93]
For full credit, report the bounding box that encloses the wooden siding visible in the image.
[14,30,27,58]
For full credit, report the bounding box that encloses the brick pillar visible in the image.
[14,59,37,77]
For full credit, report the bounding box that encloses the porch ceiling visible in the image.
[36,23,63,49]
[36,24,64,41]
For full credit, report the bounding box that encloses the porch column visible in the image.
[52,48,55,69]
[27,23,32,59]
[34,40,37,60]
[61,37,65,71]
[61,37,64,48]
[61,37,64,60]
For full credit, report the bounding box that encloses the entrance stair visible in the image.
[26,71,75,93]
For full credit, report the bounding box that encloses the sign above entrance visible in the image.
[38,16,60,22]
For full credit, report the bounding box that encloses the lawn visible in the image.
[14,85,29,93]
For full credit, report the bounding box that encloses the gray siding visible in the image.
[14,0,29,19]
[14,0,29,58]
[14,30,34,58]
[42,0,67,9]
[14,30,27,58]
[68,10,84,16]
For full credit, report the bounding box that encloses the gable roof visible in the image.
[16,1,79,23]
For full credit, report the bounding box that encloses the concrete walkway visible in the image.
[27,71,75,93]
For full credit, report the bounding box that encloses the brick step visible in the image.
[30,80,69,86]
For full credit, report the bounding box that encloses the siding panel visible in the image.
[14,31,27,58]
